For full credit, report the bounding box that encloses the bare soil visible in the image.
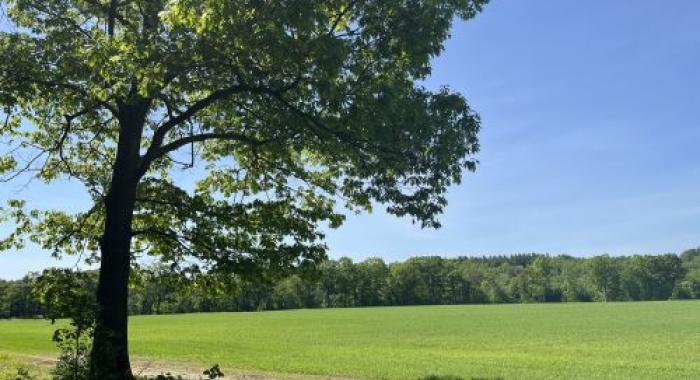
[20,354,357,380]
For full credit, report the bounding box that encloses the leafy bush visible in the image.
[32,269,96,379]
[51,325,93,380]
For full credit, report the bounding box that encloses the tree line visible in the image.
[2,249,699,318]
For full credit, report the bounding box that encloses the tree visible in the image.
[129,263,182,314]
[588,255,621,302]
[644,254,685,299]
[0,274,42,318]
[558,257,592,302]
[443,266,471,304]
[680,248,700,263]
[0,1,486,378]
[271,275,304,310]
[673,251,700,299]
[334,257,359,307]
[620,255,685,300]
[385,256,447,305]
[529,256,559,302]
[355,257,389,306]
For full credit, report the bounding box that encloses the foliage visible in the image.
[202,365,224,380]
[130,255,700,314]
[0,0,485,279]
[120,252,694,312]
[32,269,97,380]
[2,302,699,380]
[588,255,621,302]
[33,269,97,326]
[52,326,93,380]
[674,249,700,299]
[2,251,698,319]
[1,1,487,373]
[0,275,42,318]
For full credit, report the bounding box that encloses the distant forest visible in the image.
[2,249,700,318]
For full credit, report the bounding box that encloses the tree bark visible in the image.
[89,102,148,380]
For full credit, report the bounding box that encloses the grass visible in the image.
[0,352,44,380]
[1,301,699,379]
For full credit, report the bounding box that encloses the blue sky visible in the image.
[1,0,699,278]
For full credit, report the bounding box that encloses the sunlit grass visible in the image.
[1,301,699,379]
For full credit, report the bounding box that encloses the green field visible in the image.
[1,301,699,379]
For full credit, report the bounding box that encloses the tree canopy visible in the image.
[1,0,483,276]
[0,1,487,378]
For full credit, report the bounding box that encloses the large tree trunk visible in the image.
[90,184,137,379]
[89,102,148,380]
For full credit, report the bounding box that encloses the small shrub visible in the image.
[51,325,93,380]
[33,269,97,380]
[203,365,224,380]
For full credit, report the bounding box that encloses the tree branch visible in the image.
[138,132,275,178]
[145,84,254,160]
[140,76,302,176]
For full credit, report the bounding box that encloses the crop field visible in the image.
[1,301,699,380]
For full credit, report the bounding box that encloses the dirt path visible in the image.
[16,354,358,380]
[131,359,357,380]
